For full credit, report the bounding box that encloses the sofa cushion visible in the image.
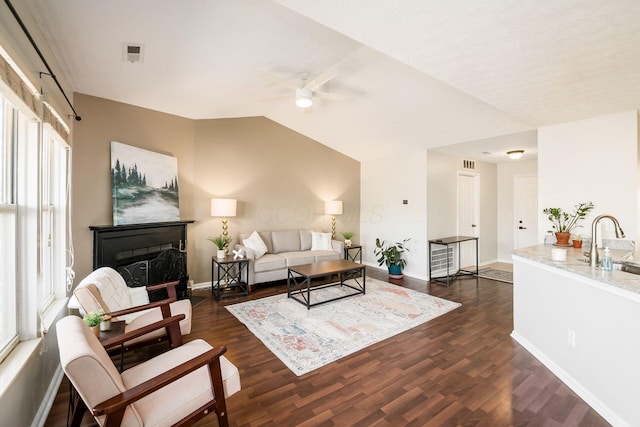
[243,231,268,258]
[281,251,315,267]
[271,230,301,253]
[312,251,341,263]
[311,231,333,251]
[299,230,312,251]
[253,254,286,273]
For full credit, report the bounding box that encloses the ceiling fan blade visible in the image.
[304,69,338,91]
[262,73,298,91]
[260,94,290,102]
[315,91,348,101]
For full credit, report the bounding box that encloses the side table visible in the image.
[212,255,249,300]
[344,245,362,263]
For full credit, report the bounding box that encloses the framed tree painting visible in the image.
[110,141,180,225]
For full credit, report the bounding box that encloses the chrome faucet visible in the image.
[589,214,625,267]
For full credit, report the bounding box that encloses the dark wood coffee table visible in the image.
[287,259,366,309]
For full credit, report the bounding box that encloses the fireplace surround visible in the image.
[90,220,194,299]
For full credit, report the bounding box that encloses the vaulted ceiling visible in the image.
[23,0,640,162]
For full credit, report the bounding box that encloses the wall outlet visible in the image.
[567,329,576,347]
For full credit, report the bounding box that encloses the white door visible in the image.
[458,172,479,268]
[514,175,538,248]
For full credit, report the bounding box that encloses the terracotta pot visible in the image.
[572,239,583,249]
[555,232,571,246]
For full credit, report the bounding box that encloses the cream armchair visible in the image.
[57,315,241,427]
[73,267,192,350]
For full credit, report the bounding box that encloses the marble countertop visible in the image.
[512,244,640,296]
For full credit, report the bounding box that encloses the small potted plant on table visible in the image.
[543,202,594,246]
[83,311,105,337]
[208,235,232,259]
[342,232,354,247]
[374,238,410,279]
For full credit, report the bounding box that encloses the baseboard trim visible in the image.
[32,365,64,427]
[510,331,627,427]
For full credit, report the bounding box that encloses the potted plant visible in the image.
[571,233,583,249]
[342,231,354,247]
[208,235,232,259]
[83,311,105,337]
[543,202,594,246]
[374,238,410,279]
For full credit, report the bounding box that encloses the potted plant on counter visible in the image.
[571,233,583,249]
[374,238,410,279]
[208,235,232,259]
[543,202,594,246]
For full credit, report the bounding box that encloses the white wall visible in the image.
[497,160,538,261]
[538,111,638,244]
[427,151,498,266]
[360,150,428,279]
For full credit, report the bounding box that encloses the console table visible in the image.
[428,236,479,286]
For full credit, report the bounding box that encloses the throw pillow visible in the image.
[311,231,332,251]
[243,231,268,258]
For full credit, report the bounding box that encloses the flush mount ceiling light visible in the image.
[507,150,524,160]
[295,88,313,108]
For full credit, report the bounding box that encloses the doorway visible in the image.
[457,171,479,268]
[514,174,538,248]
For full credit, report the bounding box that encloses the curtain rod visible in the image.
[4,0,81,121]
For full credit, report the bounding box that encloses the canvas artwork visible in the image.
[110,141,180,225]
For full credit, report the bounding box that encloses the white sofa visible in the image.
[236,229,344,287]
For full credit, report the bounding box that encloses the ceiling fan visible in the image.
[264,69,347,109]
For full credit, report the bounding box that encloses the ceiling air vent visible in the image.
[123,43,144,63]
[463,159,476,170]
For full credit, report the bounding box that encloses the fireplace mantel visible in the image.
[90,220,194,298]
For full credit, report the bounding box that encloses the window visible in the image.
[0,96,18,360]
[40,128,70,311]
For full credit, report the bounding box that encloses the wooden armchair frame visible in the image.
[62,315,232,427]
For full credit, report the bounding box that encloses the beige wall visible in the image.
[72,94,360,284]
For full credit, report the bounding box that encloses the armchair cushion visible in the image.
[73,267,192,347]
[57,315,240,427]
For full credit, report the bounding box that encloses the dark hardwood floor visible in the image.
[44,268,610,427]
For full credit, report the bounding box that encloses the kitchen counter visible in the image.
[511,244,640,426]
[513,244,640,297]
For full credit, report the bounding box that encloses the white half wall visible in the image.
[360,150,427,279]
[538,111,639,244]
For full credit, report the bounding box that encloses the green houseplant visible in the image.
[543,202,594,245]
[208,235,232,259]
[342,231,354,247]
[83,311,105,337]
[374,238,410,278]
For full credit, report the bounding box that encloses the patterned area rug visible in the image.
[226,278,461,376]
[477,268,513,283]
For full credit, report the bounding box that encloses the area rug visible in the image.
[477,268,513,283]
[226,278,461,376]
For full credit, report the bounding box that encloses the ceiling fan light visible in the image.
[507,150,524,160]
[295,88,313,108]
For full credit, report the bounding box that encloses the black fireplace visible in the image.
[90,220,194,300]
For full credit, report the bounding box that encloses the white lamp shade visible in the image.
[324,200,343,215]
[210,198,237,217]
